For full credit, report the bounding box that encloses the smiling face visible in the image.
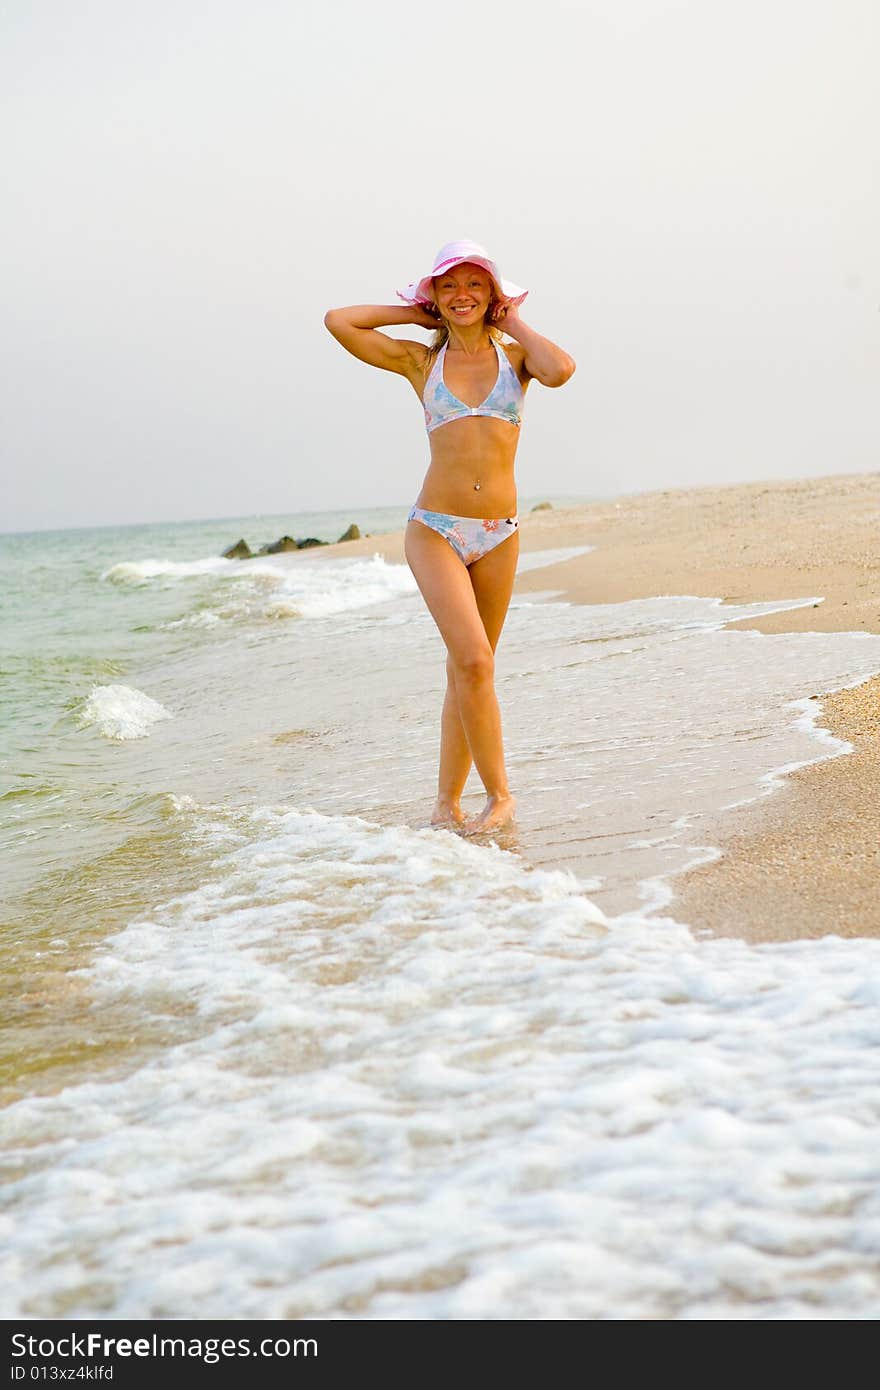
[432,262,496,326]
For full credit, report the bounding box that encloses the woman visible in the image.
[324,240,575,835]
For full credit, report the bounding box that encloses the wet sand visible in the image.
[316,471,880,941]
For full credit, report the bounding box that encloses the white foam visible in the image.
[76,684,172,740]
[102,556,236,584]
[103,550,417,624]
[276,553,417,617]
[3,799,880,1320]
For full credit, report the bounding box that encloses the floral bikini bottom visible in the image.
[407,507,519,568]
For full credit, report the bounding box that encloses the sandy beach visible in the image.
[316,470,880,942]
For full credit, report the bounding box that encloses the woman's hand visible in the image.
[407,303,444,330]
[490,302,523,338]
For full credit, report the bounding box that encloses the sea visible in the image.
[2,500,880,1320]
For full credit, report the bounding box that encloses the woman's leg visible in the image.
[457,529,520,832]
[435,653,472,824]
[437,534,521,820]
[404,520,518,832]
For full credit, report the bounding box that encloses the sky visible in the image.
[2,0,878,532]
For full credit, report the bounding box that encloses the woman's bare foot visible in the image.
[431,797,465,829]
[462,793,517,836]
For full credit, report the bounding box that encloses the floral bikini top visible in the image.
[422,339,524,434]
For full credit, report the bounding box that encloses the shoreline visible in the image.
[517,473,880,940]
[314,470,880,941]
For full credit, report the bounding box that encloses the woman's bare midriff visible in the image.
[414,417,520,517]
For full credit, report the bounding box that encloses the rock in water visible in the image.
[531,501,553,512]
[222,539,252,559]
[296,537,326,549]
[258,536,299,554]
[337,523,361,542]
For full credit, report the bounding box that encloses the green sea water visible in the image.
[2,505,412,896]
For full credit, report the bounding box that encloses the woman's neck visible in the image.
[445,320,492,356]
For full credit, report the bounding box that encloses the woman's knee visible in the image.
[451,646,495,687]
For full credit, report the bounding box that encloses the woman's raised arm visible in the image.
[324,304,438,375]
[492,305,576,387]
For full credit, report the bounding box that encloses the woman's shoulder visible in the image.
[498,339,529,386]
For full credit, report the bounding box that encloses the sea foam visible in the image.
[103,550,418,625]
[2,798,879,1320]
[77,684,172,740]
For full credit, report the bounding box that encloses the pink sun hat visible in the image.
[397,239,528,309]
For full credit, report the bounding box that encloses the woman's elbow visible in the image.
[324,308,352,343]
[546,356,576,387]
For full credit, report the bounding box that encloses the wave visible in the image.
[103,551,418,626]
